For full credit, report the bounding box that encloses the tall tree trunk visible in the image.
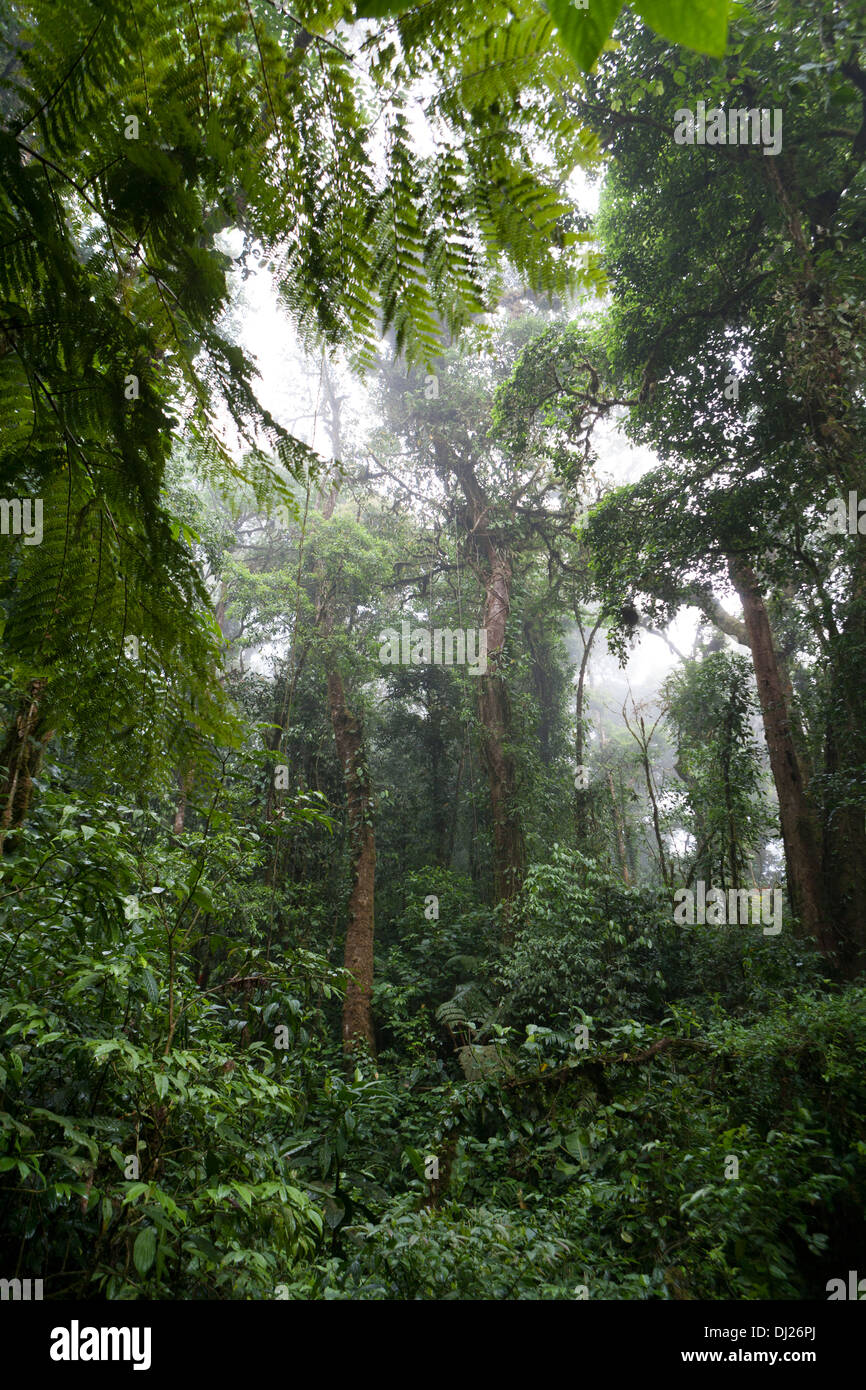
[623,699,670,884]
[445,743,467,870]
[727,556,835,962]
[326,666,376,1053]
[817,526,866,976]
[426,678,450,868]
[0,679,50,852]
[477,551,525,930]
[172,769,189,836]
[437,437,526,927]
[478,667,524,905]
[318,361,378,1049]
[822,658,866,976]
[624,809,639,885]
[607,768,630,885]
[574,615,602,848]
[640,747,669,887]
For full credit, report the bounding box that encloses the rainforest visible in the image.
[1,0,865,1317]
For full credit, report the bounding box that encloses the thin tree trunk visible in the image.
[607,768,631,886]
[445,743,466,871]
[574,615,602,847]
[172,769,190,836]
[641,751,669,887]
[623,700,669,885]
[477,550,525,929]
[0,679,50,852]
[326,666,376,1053]
[426,681,450,868]
[318,361,377,1050]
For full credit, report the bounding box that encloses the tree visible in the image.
[663,650,769,890]
[373,315,586,927]
[498,3,866,971]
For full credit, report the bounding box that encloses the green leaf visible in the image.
[184,1233,222,1263]
[133,1226,157,1276]
[633,0,728,57]
[547,0,622,71]
[66,972,102,998]
[562,1129,588,1161]
[554,1158,582,1175]
[680,1185,714,1211]
[140,969,159,1004]
[404,1146,427,1181]
[231,1182,254,1209]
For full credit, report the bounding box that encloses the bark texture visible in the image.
[0,679,50,852]
[436,436,526,926]
[327,666,377,1052]
[727,557,834,961]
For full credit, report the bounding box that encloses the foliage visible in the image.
[663,651,771,887]
[500,847,673,1026]
[0,784,341,1296]
[2,0,866,1309]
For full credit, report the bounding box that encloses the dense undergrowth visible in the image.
[2,783,863,1301]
